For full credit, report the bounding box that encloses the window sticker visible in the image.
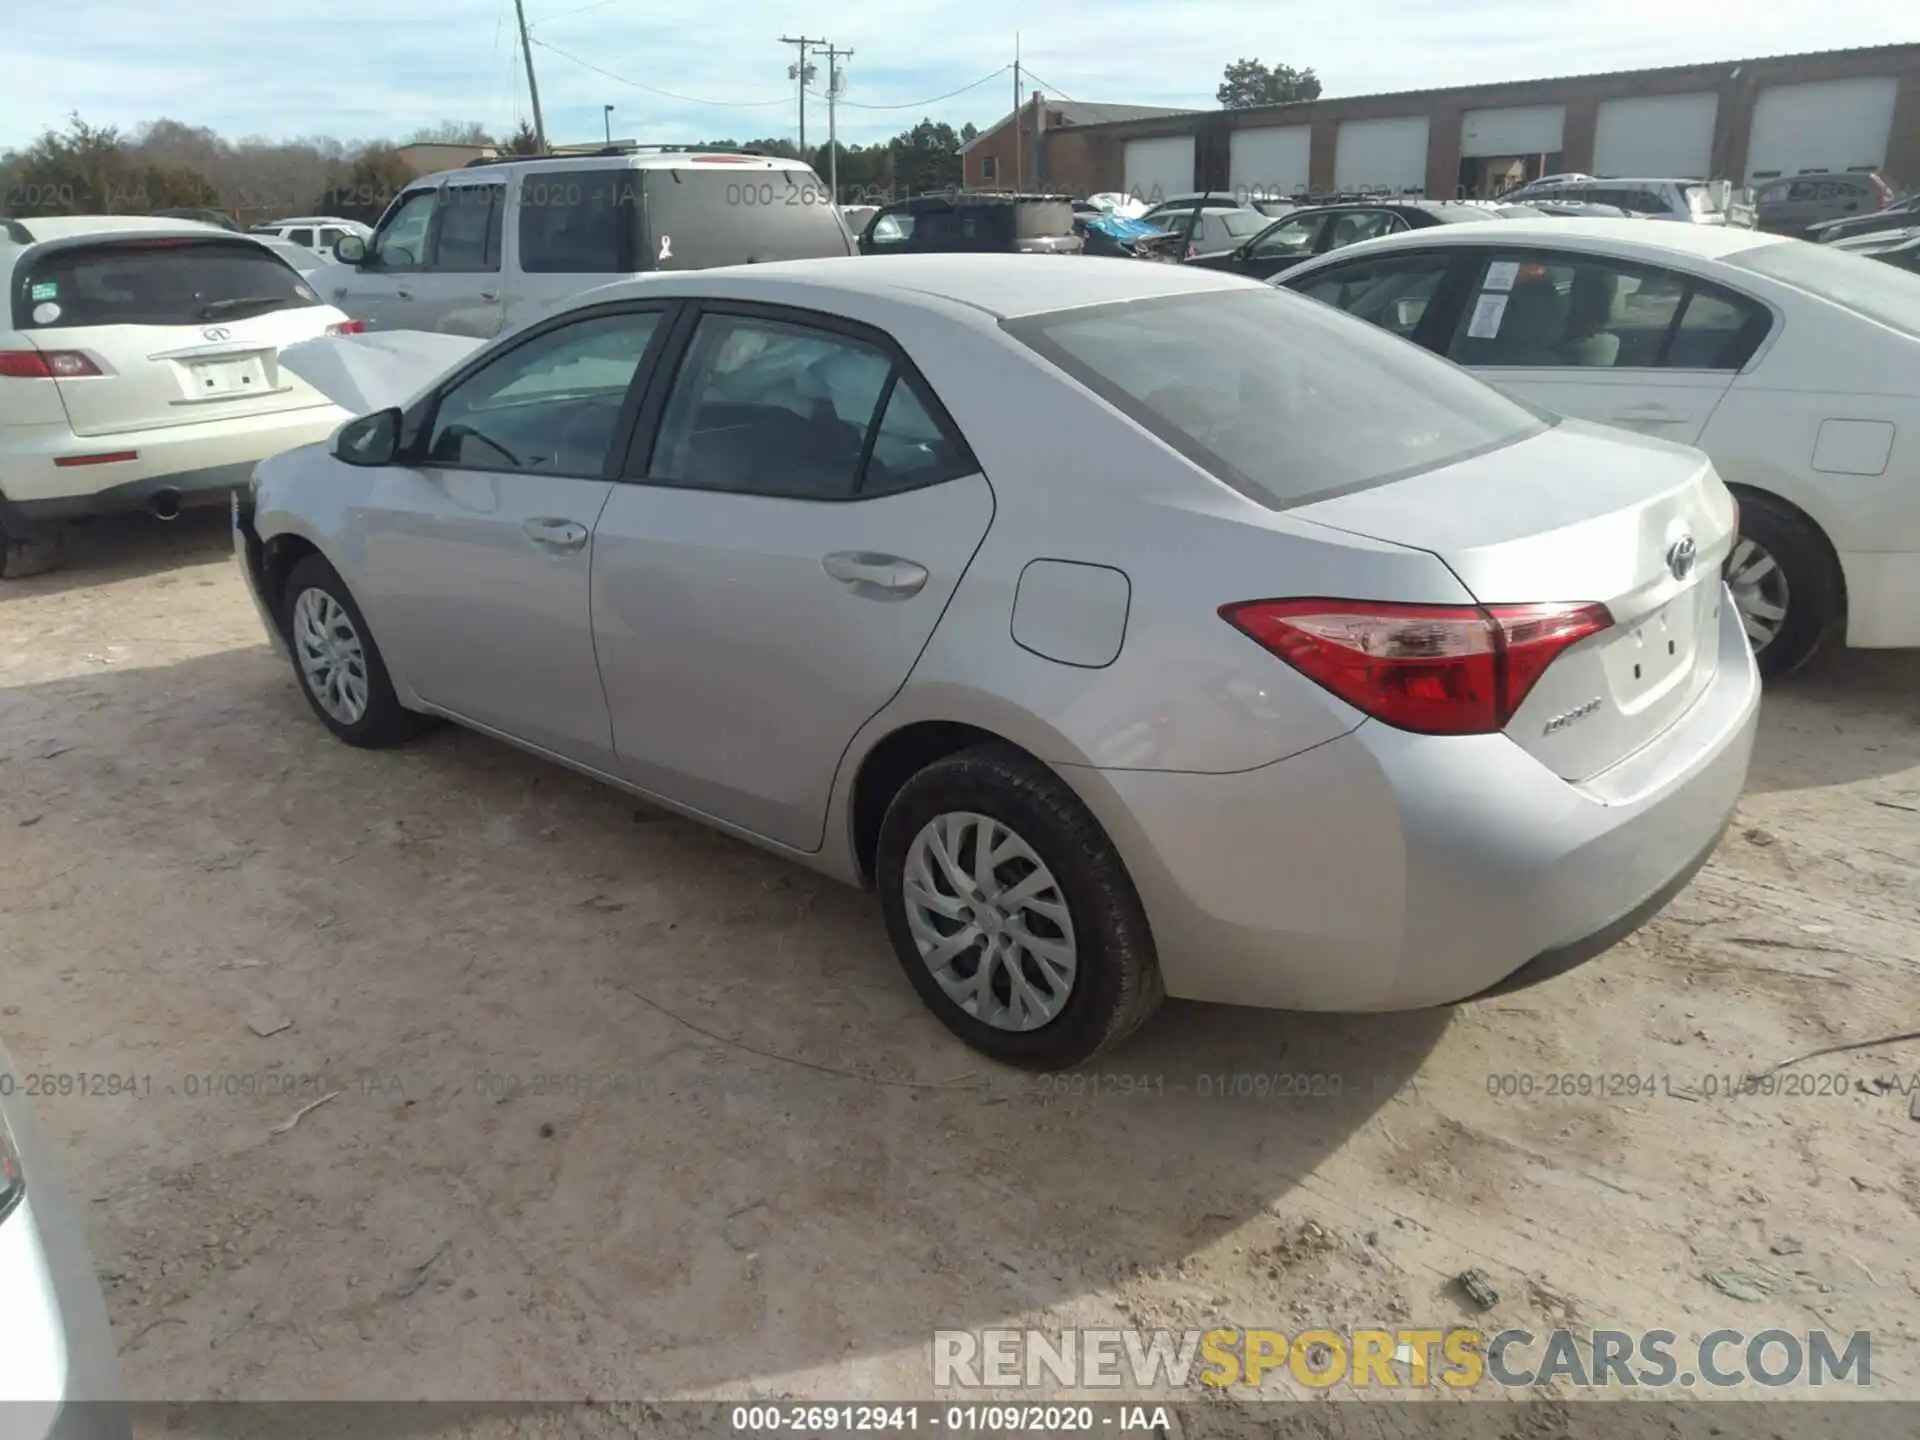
[1482,261,1520,293]
[658,234,673,262]
[1467,292,1508,339]
[32,301,61,325]
[30,281,59,301]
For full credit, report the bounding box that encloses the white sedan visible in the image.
[1278,217,1920,676]
[0,216,357,577]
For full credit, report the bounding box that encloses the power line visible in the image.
[532,38,792,107]
[804,64,1012,110]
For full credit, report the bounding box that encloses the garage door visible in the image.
[1125,135,1196,207]
[1229,125,1310,199]
[1334,117,1430,194]
[1746,78,1898,182]
[1460,105,1564,158]
[1594,93,1718,178]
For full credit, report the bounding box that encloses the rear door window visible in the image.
[15,238,322,329]
[642,166,851,269]
[286,227,315,248]
[517,168,641,274]
[1291,251,1454,340]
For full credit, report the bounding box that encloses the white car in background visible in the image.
[0,216,358,577]
[1279,218,1920,676]
[252,235,327,278]
[1,1039,128,1440]
[248,215,370,266]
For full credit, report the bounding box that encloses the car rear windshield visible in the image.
[1005,287,1548,509]
[1725,239,1920,341]
[644,166,852,268]
[14,238,318,329]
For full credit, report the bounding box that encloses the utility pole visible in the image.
[1013,33,1021,190]
[816,43,853,202]
[780,35,824,158]
[513,0,548,152]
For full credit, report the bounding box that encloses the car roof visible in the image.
[1298,215,1791,262]
[420,151,817,187]
[592,252,1257,320]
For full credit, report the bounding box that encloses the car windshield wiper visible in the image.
[200,296,287,318]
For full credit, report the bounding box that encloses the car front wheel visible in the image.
[280,553,426,748]
[876,745,1163,1069]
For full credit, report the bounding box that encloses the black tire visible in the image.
[1727,490,1842,680]
[279,553,426,748]
[0,514,65,579]
[876,744,1164,1070]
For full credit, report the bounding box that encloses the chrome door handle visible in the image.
[522,518,589,551]
[395,287,414,301]
[822,550,928,598]
[479,289,500,302]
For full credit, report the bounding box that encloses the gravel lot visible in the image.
[2,511,1916,1423]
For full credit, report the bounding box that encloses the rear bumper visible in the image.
[1065,584,1761,1011]
[2,406,344,514]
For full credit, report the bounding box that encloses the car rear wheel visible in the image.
[1725,491,1840,680]
[876,745,1163,1069]
[280,554,426,748]
[0,515,64,579]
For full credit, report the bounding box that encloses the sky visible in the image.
[1,1,1913,153]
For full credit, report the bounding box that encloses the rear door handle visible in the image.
[395,287,414,301]
[822,550,928,598]
[1614,404,1688,424]
[479,289,500,302]
[522,517,589,551]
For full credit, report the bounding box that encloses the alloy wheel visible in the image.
[902,811,1078,1032]
[1725,536,1790,654]
[291,587,371,725]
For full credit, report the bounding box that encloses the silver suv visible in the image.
[316,147,854,337]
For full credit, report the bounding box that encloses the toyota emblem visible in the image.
[202,326,232,342]
[1666,534,1698,582]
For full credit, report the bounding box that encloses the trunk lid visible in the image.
[1293,419,1737,781]
[14,236,343,437]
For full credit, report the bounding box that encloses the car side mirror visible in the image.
[334,233,368,266]
[334,407,403,467]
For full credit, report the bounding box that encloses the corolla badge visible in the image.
[1543,697,1602,735]
[1666,534,1698,581]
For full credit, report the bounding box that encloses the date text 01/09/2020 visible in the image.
[1481,1071,1908,1100]
[728,1404,1172,1433]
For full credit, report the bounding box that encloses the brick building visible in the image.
[965,44,1920,205]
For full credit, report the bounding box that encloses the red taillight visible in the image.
[54,450,138,468]
[0,350,102,378]
[1219,598,1613,736]
[326,320,365,335]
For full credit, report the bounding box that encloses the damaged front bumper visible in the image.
[230,491,289,662]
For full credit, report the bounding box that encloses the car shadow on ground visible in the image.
[1744,646,1920,794]
[0,508,232,602]
[5,643,1450,1400]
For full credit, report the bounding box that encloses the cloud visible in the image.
[2,0,1911,151]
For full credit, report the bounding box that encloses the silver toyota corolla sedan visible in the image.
[238,255,1759,1069]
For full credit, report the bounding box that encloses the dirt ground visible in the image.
[2,510,1916,1424]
